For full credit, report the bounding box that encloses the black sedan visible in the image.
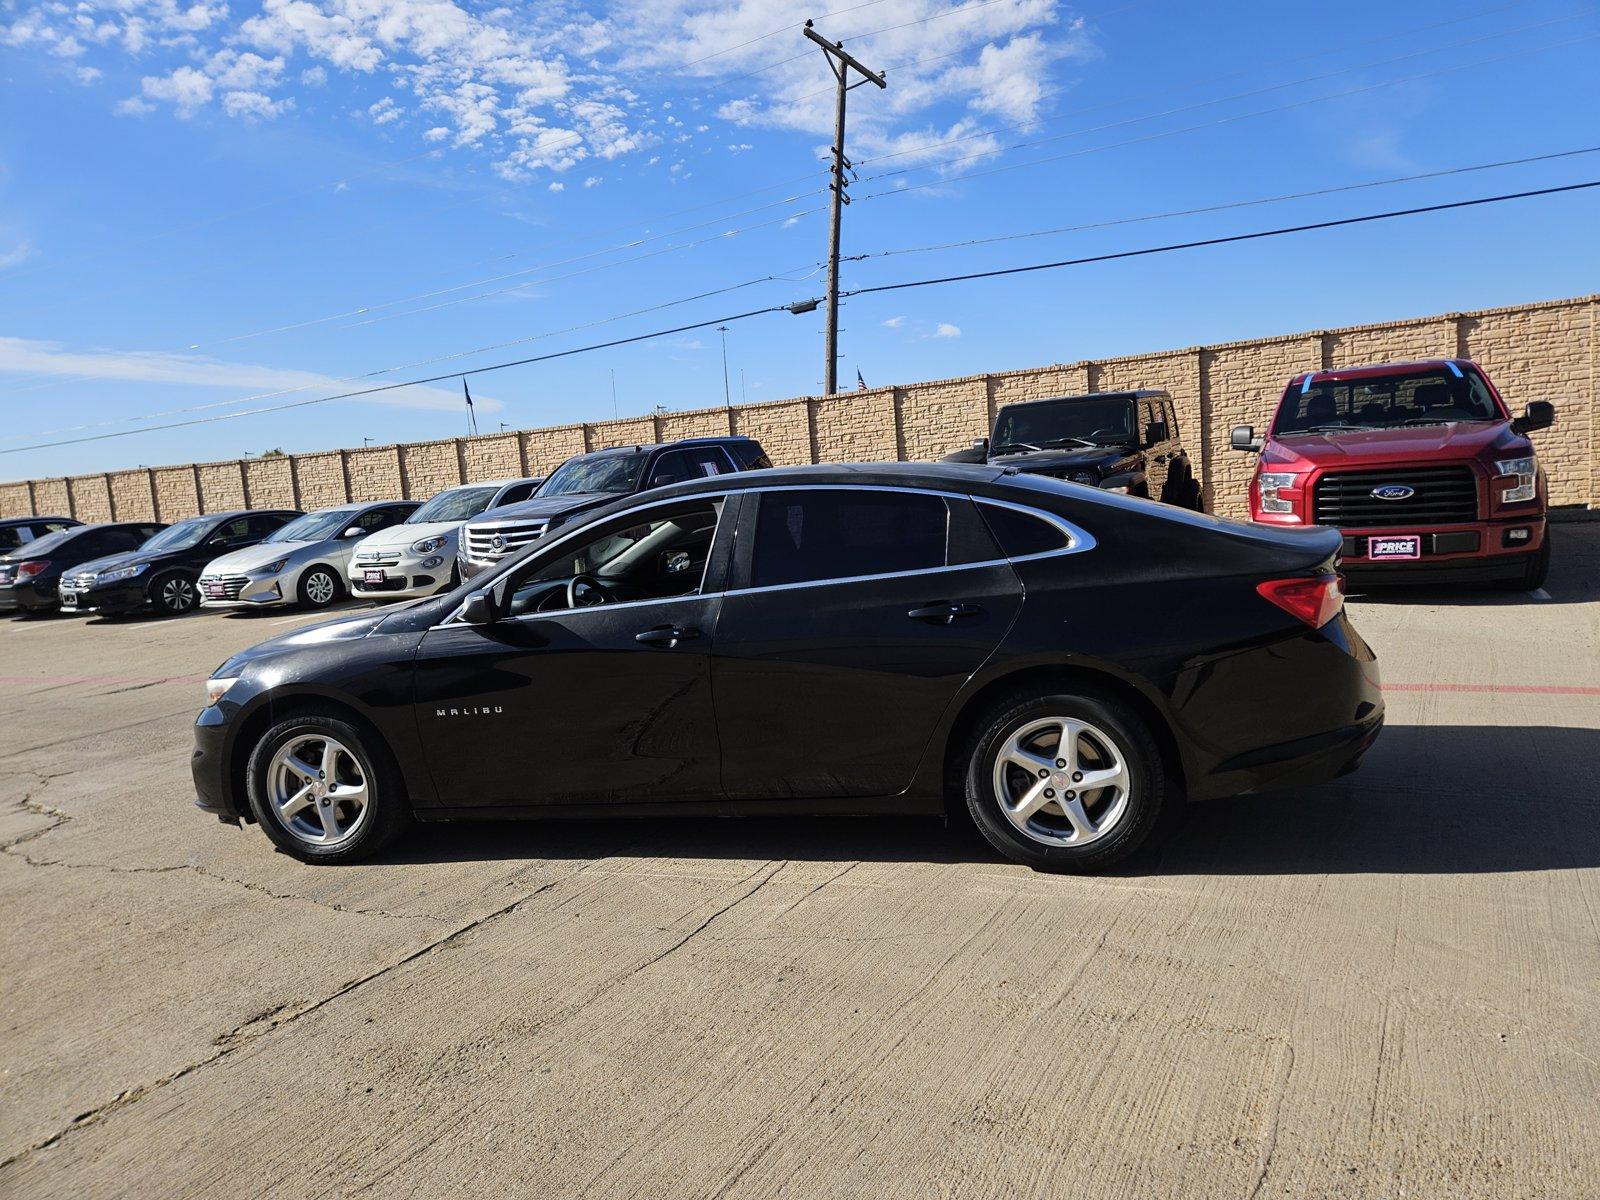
[192,463,1383,873]
[0,521,166,615]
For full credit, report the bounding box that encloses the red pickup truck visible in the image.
[1230,359,1554,590]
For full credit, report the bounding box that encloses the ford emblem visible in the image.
[1370,484,1415,501]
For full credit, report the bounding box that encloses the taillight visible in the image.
[1257,574,1343,629]
[16,560,49,580]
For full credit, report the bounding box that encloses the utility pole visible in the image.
[804,19,885,397]
[716,325,731,406]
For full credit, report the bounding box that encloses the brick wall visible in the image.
[5,294,1595,523]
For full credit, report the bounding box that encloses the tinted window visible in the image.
[0,528,22,550]
[496,482,536,506]
[993,397,1138,450]
[650,448,731,487]
[980,504,1069,557]
[248,512,295,539]
[100,527,148,552]
[751,490,948,588]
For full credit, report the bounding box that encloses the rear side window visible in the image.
[101,527,147,552]
[751,490,948,588]
[979,504,1069,558]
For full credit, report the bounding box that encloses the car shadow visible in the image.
[374,724,1600,876]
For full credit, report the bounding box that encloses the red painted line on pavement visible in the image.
[0,674,204,686]
[1387,682,1600,696]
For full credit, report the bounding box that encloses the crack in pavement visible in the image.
[0,850,625,1176]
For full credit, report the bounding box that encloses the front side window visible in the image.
[1273,367,1503,434]
[505,501,723,617]
[540,452,648,498]
[992,398,1138,451]
[750,490,949,589]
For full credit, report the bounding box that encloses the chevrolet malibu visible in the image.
[193,463,1383,873]
[198,501,417,611]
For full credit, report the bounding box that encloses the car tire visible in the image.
[1494,530,1551,592]
[297,565,343,609]
[962,687,1166,873]
[245,713,410,864]
[149,570,199,616]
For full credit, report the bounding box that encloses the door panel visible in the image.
[415,594,723,808]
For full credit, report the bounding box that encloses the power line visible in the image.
[7,177,1595,458]
[842,179,1600,299]
[846,145,1600,262]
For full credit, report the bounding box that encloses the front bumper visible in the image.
[191,704,241,821]
[349,553,450,599]
[58,579,148,614]
[199,573,290,609]
[1334,516,1544,583]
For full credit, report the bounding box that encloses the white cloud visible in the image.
[140,66,214,117]
[0,336,503,415]
[299,64,327,86]
[882,315,906,328]
[0,241,35,270]
[583,175,601,188]
[932,322,961,339]
[547,180,565,192]
[367,96,402,125]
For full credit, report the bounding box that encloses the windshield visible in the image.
[0,527,79,560]
[264,509,358,543]
[138,518,212,553]
[408,486,499,524]
[992,398,1137,451]
[1274,367,1503,434]
[540,452,647,497]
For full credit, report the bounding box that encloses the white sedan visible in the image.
[347,477,543,601]
[199,502,417,611]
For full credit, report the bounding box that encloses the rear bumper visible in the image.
[0,582,54,612]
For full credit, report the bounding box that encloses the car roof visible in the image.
[1296,358,1472,384]
[2,515,77,526]
[578,435,752,457]
[175,508,301,522]
[998,390,1168,408]
[636,461,1011,502]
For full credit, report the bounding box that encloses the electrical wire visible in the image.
[7,178,1595,457]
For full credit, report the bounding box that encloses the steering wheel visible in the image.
[566,574,610,609]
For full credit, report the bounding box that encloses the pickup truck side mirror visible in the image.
[1230,424,1264,453]
[1510,400,1555,435]
[456,590,496,626]
[1143,420,1168,448]
[972,436,990,451]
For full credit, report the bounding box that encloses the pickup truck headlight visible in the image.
[411,535,448,554]
[97,562,148,583]
[1495,456,1537,503]
[1256,472,1301,514]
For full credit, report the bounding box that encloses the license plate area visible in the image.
[60,592,77,608]
[204,583,227,598]
[1368,535,1421,561]
[364,569,387,585]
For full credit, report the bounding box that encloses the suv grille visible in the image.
[464,520,548,562]
[1313,464,1479,528]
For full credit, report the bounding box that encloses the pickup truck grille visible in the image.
[463,520,548,562]
[1313,465,1479,528]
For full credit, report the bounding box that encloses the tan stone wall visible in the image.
[10,294,1596,524]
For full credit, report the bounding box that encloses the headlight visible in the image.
[1256,472,1302,514]
[1495,456,1537,504]
[97,562,148,583]
[1067,470,1098,485]
[257,558,289,574]
[204,677,241,706]
[411,535,447,554]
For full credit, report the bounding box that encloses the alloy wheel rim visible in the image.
[163,577,195,611]
[992,716,1131,848]
[305,571,335,605]
[266,734,371,847]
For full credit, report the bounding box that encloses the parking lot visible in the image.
[1,522,1596,1198]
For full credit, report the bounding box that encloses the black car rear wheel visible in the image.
[245,714,410,864]
[963,687,1165,873]
[150,571,198,616]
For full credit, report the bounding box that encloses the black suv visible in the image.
[61,508,302,617]
[459,436,771,579]
[0,521,166,615]
[946,390,1203,510]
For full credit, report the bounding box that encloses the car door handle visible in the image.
[906,602,982,625]
[635,624,700,647]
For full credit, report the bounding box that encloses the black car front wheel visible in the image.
[245,714,410,864]
[149,571,199,616]
[964,687,1166,873]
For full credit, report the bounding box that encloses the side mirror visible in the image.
[1143,420,1168,447]
[972,436,990,450]
[653,474,680,486]
[1510,400,1555,435]
[1230,424,1264,453]
[457,590,496,626]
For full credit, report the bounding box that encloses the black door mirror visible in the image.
[1511,400,1555,435]
[1143,420,1168,448]
[972,436,990,450]
[1230,424,1263,453]
[457,590,496,626]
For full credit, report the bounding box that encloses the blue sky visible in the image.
[1,0,1597,481]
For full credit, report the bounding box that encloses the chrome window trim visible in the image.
[434,482,1096,626]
